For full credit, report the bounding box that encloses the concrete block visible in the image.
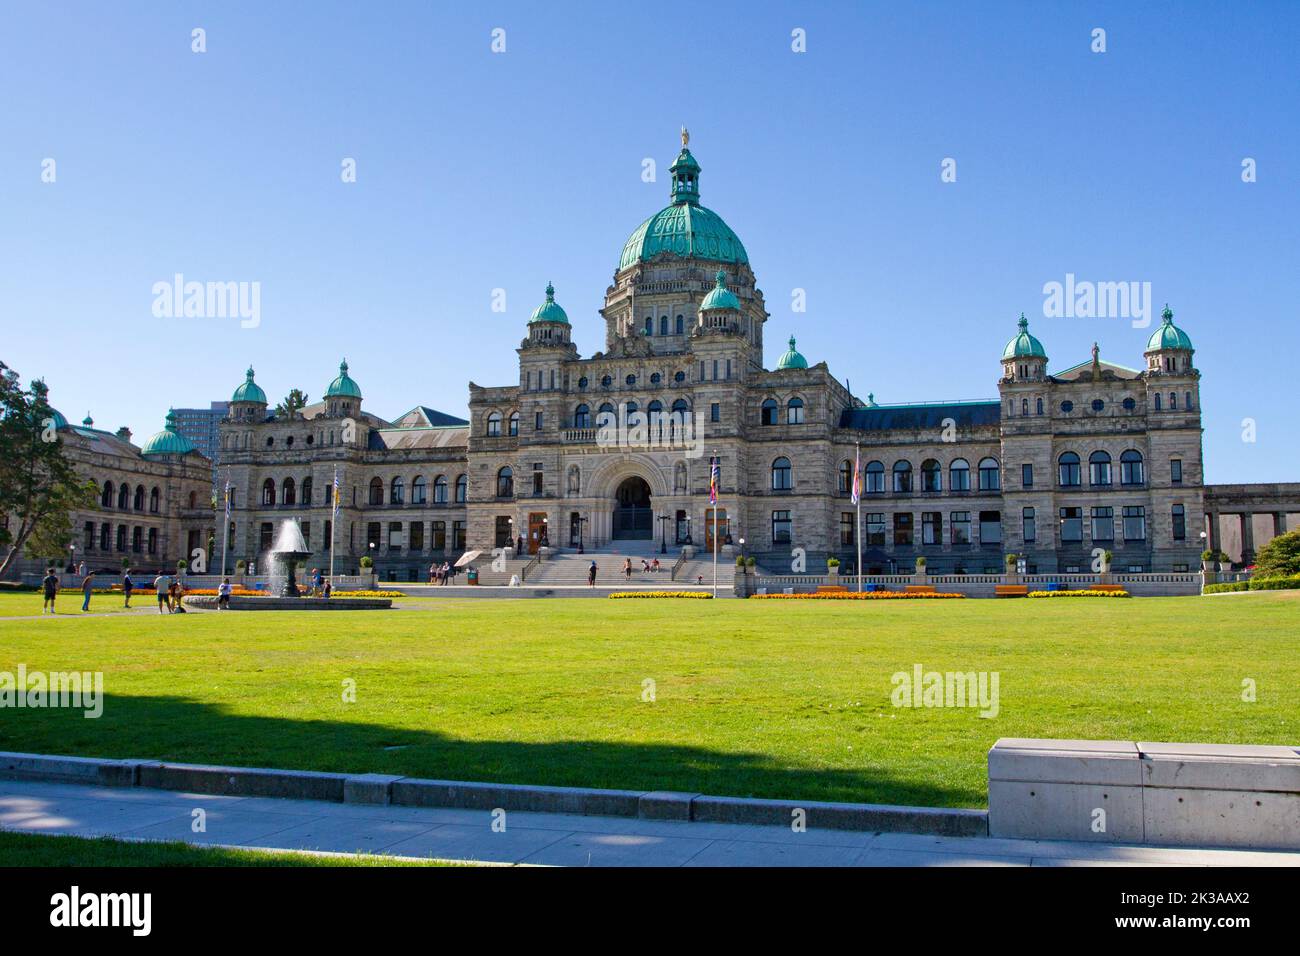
[0,751,142,788]
[1138,742,1300,792]
[989,739,1141,787]
[136,762,348,802]
[690,794,987,836]
[988,779,1143,843]
[390,778,644,817]
[344,773,403,805]
[1142,787,1300,850]
[638,791,698,820]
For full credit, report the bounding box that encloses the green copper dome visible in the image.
[529,283,569,324]
[46,408,69,429]
[1002,314,1048,360]
[1146,305,1194,351]
[231,366,268,404]
[80,412,92,427]
[776,335,809,370]
[700,271,741,311]
[618,132,748,270]
[140,409,196,457]
[325,359,363,399]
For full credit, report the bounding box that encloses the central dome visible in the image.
[618,132,749,271]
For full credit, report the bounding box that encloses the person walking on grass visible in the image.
[623,557,632,582]
[123,567,133,608]
[154,573,170,614]
[80,571,95,612]
[217,577,232,610]
[42,567,59,614]
[588,560,598,587]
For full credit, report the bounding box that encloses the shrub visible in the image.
[1248,573,1300,591]
[359,556,374,569]
[1202,581,1249,594]
[1005,553,1017,567]
[915,557,926,568]
[176,559,187,571]
[1027,590,1131,598]
[745,557,756,569]
[735,556,746,568]
[827,557,841,568]
[608,592,713,599]
[1253,530,1300,578]
[752,591,964,600]
[332,590,403,598]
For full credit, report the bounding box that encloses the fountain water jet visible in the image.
[270,519,312,597]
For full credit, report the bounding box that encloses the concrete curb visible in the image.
[0,750,987,837]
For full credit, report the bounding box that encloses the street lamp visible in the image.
[578,515,588,554]
[657,513,669,554]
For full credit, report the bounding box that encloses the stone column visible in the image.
[1274,512,1289,538]
[1240,513,1255,564]
[1206,511,1220,556]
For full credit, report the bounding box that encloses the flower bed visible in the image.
[608,591,713,599]
[333,590,404,598]
[752,591,965,600]
[184,588,270,597]
[1027,589,1131,598]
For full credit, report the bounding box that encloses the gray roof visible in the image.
[368,426,469,451]
[840,402,1001,431]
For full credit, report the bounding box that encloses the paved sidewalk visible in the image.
[2,779,1298,866]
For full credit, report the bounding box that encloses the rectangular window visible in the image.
[951,511,971,545]
[893,512,913,547]
[1022,507,1035,543]
[1091,506,1114,541]
[1060,507,1083,543]
[535,411,543,430]
[147,527,157,554]
[494,516,512,548]
[1123,506,1146,541]
[452,521,466,551]
[712,359,719,380]
[261,523,274,553]
[366,522,381,550]
[772,510,792,545]
[388,522,404,551]
[979,510,1002,544]
[533,472,543,495]
[865,513,885,546]
[431,520,446,551]
[1021,463,1033,488]
[922,512,941,545]
[840,512,855,547]
[1172,504,1186,541]
[409,521,424,551]
[710,402,720,422]
[1170,458,1182,484]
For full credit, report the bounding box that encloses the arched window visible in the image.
[978,457,1000,491]
[412,476,428,505]
[390,476,404,505]
[921,459,941,493]
[262,478,276,505]
[454,475,467,503]
[597,403,616,427]
[760,398,778,425]
[508,412,519,437]
[1120,450,1144,486]
[676,315,684,334]
[189,490,197,509]
[133,485,145,511]
[368,477,384,505]
[567,466,581,495]
[787,397,805,425]
[433,475,447,504]
[892,460,913,493]
[301,477,312,505]
[1089,451,1112,486]
[150,486,160,513]
[949,458,970,491]
[496,467,514,498]
[838,459,854,493]
[772,457,793,491]
[659,316,669,335]
[282,477,296,505]
[118,483,130,509]
[865,461,885,494]
[1169,392,1177,410]
[574,404,591,428]
[1021,398,1029,416]
[486,411,501,437]
[1058,452,1081,487]
[101,481,113,508]
[669,399,689,440]
[1154,393,1162,411]
[1036,397,1044,415]
[644,316,653,335]
[1184,391,1193,410]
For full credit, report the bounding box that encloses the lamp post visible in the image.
[658,514,669,554]
[578,515,588,554]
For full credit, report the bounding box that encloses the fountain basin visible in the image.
[184,596,392,611]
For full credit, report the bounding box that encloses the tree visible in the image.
[275,389,310,419]
[0,364,96,577]
[1253,529,1300,578]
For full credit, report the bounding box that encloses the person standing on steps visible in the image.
[588,560,598,587]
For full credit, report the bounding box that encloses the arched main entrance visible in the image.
[612,476,653,539]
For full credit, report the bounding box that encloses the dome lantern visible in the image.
[140,408,197,458]
[1001,313,1048,382]
[528,282,569,325]
[699,271,741,312]
[231,366,268,405]
[325,359,363,400]
[1144,304,1195,375]
[776,335,809,370]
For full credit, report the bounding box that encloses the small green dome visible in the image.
[140,409,196,457]
[80,412,92,427]
[700,271,740,311]
[776,335,809,370]
[1146,305,1194,351]
[1002,314,1048,360]
[231,366,267,404]
[529,283,569,324]
[325,360,363,399]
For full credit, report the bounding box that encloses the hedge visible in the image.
[1203,574,1300,595]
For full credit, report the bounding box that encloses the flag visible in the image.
[709,456,719,505]
[223,480,231,520]
[332,468,341,518]
[850,445,861,505]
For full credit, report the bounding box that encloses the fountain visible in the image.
[270,519,312,597]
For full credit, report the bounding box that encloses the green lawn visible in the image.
[0,831,445,866]
[0,594,1295,808]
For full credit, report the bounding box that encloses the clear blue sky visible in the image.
[1,1,1296,482]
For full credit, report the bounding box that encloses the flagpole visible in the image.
[221,469,231,578]
[712,451,718,598]
[855,441,863,593]
[329,466,338,585]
